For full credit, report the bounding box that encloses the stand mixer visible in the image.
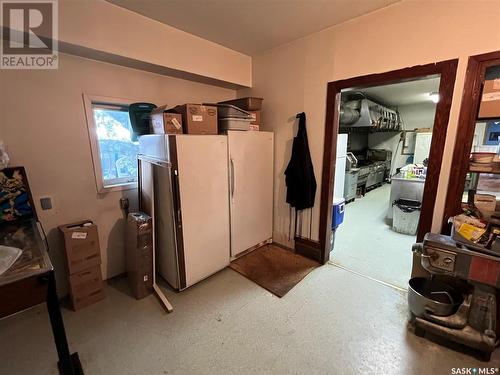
[410,233,499,361]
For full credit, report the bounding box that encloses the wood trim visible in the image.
[442,51,500,231]
[416,60,458,241]
[318,84,340,264]
[295,236,321,261]
[318,60,459,264]
[470,50,500,63]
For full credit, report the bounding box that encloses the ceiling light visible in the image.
[429,92,440,103]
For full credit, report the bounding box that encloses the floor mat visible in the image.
[230,244,319,297]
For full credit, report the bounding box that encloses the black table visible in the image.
[0,220,83,374]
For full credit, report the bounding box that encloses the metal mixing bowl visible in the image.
[408,277,464,317]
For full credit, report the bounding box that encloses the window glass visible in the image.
[91,104,138,187]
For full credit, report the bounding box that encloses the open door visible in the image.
[316,60,458,267]
[138,156,173,312]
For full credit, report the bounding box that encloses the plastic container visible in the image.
[218,97,263,111]
[128,103,157,141]
[331,197,345,230]
[218,117,252,131]
[203,103,252,119]
[392,199,421,235]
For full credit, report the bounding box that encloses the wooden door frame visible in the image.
[315,59,459,264]
[442,51,500,230]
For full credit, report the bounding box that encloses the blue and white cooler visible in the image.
[331,197,345,230]
[330,197,345,252]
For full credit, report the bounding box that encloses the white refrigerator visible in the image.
[333,134,348,199]
[138,132,274,289]
[228,131,274,258]
[138,134,230,290]
[414,131,432,164]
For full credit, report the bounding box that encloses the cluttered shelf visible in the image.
[469,162,500,174]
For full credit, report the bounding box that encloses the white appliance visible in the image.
[228,131,274,258]
[138,134,230,290]
[414,131,432,164]
[333,134,348,199]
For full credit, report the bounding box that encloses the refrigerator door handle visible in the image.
[172,169,182,229]
[230,157,235,202]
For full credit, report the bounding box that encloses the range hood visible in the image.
[340,98,402,131]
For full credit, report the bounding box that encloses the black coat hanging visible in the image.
[284,112,317,210]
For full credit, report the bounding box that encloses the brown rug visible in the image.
[229,244,319,297]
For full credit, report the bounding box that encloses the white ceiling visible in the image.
[107,0,400,55]
[343,76,442,107]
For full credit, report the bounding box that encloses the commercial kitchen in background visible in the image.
[330,77,440,288]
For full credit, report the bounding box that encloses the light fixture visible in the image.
[429,92,440,103]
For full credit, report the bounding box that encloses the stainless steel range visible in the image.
[353,149,391,195]
[365,162,386,190]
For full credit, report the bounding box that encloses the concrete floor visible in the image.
[332,183,415,288]
[1,265,498,374]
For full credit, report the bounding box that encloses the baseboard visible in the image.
[294,236,321,262]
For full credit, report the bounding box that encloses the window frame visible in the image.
[83,94,140,194]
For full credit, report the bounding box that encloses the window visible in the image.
[84,95,139,192]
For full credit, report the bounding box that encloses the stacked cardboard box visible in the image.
[479,79,500,118]
[59,220,105,310]
[218,97,263,131]
[149,103,218,135]
[150,105,183,135]
[126,212,153,299]
[248,110,261,131]
[169,104,218,134]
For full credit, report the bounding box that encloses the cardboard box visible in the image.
[474,194,497,212]
[69,265,105,310]
[218,97,263,111]
[170,104,217,135]
[59,220,101,275]
[478,79,500,118]
[248,110,261,131]
[248,110,261,125]
[126,213,153,300]
[150,105,183,134]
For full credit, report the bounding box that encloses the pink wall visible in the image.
[11,0,253,88]
[242,0,500,246]
[0,53,236,295]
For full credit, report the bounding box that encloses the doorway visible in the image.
[331,77,440,288]
[317,60,458,287]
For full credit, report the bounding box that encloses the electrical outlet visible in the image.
[120,197,129,210]
[40,197,52,210]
